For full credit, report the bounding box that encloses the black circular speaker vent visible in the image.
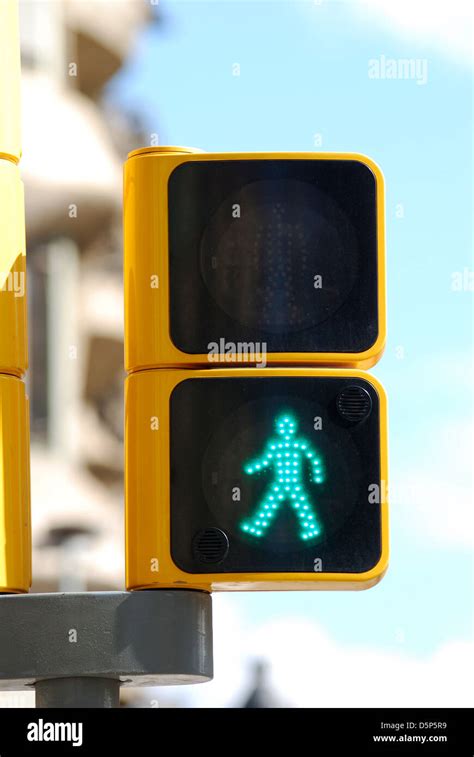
[336,386,372,424]
[193,528,229,564]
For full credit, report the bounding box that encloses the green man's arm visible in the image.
[243,440,277,475]
[301,442,325,484]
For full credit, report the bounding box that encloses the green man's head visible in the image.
[276,415,297,438]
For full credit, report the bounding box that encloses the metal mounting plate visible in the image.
[0,590,213,690]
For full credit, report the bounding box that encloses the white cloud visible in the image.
[353,0,473,65]
[154,598,474,708]
[393,418,474,549]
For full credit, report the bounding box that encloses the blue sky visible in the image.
[110,0,473,704]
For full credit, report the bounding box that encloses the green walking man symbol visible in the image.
[240,414,325,541]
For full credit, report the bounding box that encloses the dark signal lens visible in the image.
[169,159,378,355]
[170,377,382,574]
[200,179,358,333]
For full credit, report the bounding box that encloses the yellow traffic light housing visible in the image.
[0,375,31,593]
[0,0,21,164]
[124,148,386,372]
[125,368,388,592]
[0,0,31,593]
[0,159,27,377]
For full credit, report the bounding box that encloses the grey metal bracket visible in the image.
[0,590,213,707]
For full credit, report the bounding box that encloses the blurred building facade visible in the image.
[19,0,152,591]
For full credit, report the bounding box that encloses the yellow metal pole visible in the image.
[0,0,31,593]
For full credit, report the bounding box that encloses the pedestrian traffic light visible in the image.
[124,147,385,371]
[125,368,388,592]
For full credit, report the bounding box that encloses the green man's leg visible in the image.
[240,482,283,537]
[289,487,321,540]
